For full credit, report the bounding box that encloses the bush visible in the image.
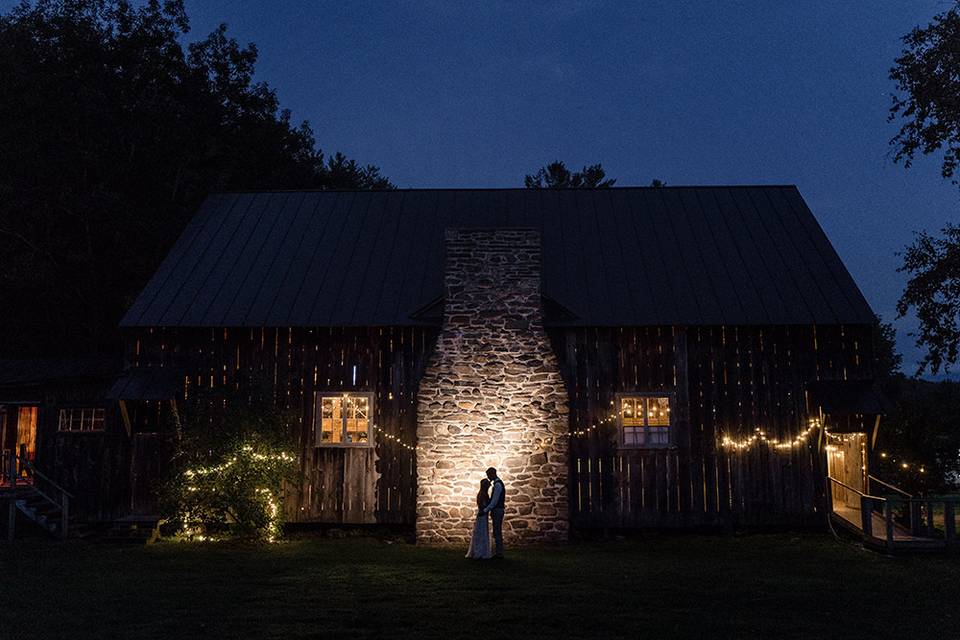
[161,380,298,541]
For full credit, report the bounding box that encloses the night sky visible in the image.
[20,1,960,374]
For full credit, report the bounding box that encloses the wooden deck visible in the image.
[830,502,957,552]
[832,506,917,542]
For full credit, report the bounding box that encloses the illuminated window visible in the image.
[58,407,105,432]
[619,395,671,448]
[316,393,372,446]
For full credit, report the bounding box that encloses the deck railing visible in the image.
[829,475,959,551]
[0,449,9,483]
[827,476,889,530]
[868,475,912,499]
[5,448,73,541]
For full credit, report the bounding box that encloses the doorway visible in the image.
[826,432,866,520]
[1,405,38,481]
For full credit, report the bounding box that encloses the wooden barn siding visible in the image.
[34,381,128,522]
[551,325,875,529]
[130,326,437,525]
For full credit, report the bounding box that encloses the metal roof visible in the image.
[0,357,122,387]
[107,367,181,401]
[120,187,875,328]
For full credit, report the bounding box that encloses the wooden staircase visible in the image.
[3,450,73,541]
[4,451,161,543]
[15,489,68,537]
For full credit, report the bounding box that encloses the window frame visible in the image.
[616,391,675,450]
[57,406,107,433]
[314,391,375,448]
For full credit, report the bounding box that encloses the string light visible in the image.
[720,418,821,451]
[183,448,296,478]
[373,424,422,452]
[257,487,282,543]
[876,451,929,474]
[179,443,294,542]
[567,413,618,438]
[375,406,828,455]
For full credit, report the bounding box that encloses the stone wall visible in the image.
[416,228,569,544]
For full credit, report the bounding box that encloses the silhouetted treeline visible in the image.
[0,0,392,357]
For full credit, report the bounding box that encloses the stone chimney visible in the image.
[416,228,569,544]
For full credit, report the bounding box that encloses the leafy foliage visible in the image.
[870,317,959,493]
[889,3,960,182]
[888,6,960,375]
[896,224,960,375]
[874,378,960,493]
[160,380,298,540]
[0,0,392,358]
[524,161,616,188]
[873,315,903,381]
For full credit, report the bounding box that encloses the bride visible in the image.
[465,478,492,559]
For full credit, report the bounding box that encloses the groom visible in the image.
[481,467,505,559]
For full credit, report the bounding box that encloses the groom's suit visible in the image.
[484,477,505,557]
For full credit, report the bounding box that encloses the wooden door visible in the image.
[827,433,865,511]
[287,447,378,524]
[0,407,10,480]
[128,433,162,515]
[16,406,38,462]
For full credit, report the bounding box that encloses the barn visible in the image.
[4,186,887,544]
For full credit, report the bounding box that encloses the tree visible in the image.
[0,0,392,358]
[869,316,960,493]
[873,315,904,381]
[873,378,960,493]
[897,225,960,375]
[888,4,960,374]
[524,161,616,188]
[889,3,960,183]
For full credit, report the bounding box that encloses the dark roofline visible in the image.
[0,356,123,387]
[123,186,875,328]
[209,185,801,195]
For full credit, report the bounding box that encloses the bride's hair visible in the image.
[477,478,491,508]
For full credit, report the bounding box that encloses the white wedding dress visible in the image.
[465,509,492,559]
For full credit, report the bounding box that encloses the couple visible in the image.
[465,467,505,560]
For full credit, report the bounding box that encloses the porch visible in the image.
[829,477,959,552]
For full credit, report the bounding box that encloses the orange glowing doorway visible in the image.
[16,406,38,462]
[1,405,37,482]
[826,432,867,524]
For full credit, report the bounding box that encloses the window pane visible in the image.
[58,409,68,431]
[320,398,341,443]
[345,396,369,443]
[318,395,372,445]
[648,397,670,426]
[621,397,644,427]
[621,395,671,447]
[649,426,669,445]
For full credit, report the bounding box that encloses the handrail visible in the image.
[868,475,912,499]
[16,455,74,499]
[827,476,886,501]
[7,451,71,540]
[829,474,960,549]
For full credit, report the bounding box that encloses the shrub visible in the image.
[161,379,298,541]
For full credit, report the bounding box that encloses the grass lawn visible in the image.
[1,532,957,639]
